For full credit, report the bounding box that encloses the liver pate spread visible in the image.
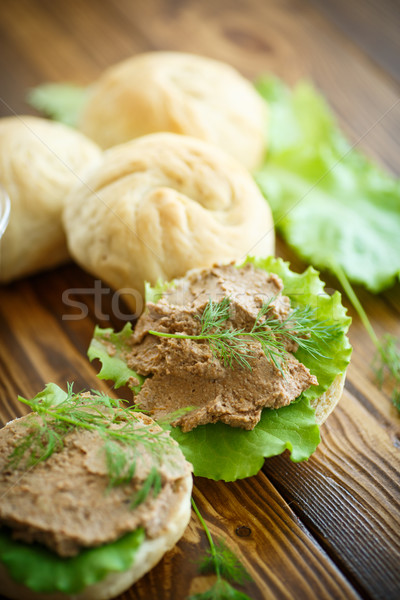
[126,263,318,431]
[0,408,191,556]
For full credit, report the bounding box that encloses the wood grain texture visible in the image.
[127,476,362,600]
[309,0,400,83]
[263,388,400,600]
[1,0,400,175]
[0,0,400,598]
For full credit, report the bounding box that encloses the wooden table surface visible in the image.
[0,1,400,599]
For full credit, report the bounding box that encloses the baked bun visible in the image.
[78,51,267,170]
[63,133,274,310]
[0,116,101,283]
[0,391,193,600]
[311,372,346,425]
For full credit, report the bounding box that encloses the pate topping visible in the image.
[127,263,318,431]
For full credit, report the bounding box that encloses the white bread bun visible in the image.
[311,372,346,425]
[63,133,274,310]
[0,116,101,283]
[78,51,267,170]
[0,472,192,600]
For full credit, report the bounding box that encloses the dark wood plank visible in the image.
[125,474,362,599]
[265,245,400,599]
[1,0,400,174]
[0,265,132,419]
[190,476,360,600]
[308,0,400,83]
[341,285,400,426]
[263,387,400,600]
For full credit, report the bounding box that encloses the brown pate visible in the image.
[124,263,318,431]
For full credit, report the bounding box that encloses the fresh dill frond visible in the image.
[374,334,400,411]
[190,498,253,600]
[149,296,341,374]
[103,439,137,487]
[198,538,252,585]
[6,384,175,507]
[200,296,232,332]
[130,466,163,508]
[333,262,400,413]
[6,416,72,470]
[195,296,255,369]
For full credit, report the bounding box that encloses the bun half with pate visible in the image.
[0,116,101,283]
[78,51,268,170]
[63,133,274,310]
[0,385,192,600]
[89,258,352,482]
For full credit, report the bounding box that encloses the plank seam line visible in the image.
[344,378,398,435]
[262,469,372,600]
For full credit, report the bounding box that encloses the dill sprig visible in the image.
[149,296,341,374]
[5,383,174,506]
[374,335,400,411]
[189,498,253,600]
[333,263,400,412]
[198,538,252,585]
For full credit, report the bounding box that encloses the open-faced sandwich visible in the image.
[89,256,352,481]
[0,384,192,600]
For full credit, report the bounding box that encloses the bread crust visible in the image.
[63,133,275,311]
[311,372,346,425]
[0,116,101,283]
[78,51,267,170]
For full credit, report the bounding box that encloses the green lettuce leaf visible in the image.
[89,258,351,480]
[255,76,400,293]
[27,83,87,127]
[144,278,176,304]
[87,323,144,393]
[0,527,144,594]
[88,283,176,390]
[165,397,320,481]
[25,381,68,407]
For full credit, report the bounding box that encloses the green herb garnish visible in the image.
[148,296,341,374]
[190,498,252,600]
[6,383,174,505]
[197,537,251,585]
[333,263,400,411]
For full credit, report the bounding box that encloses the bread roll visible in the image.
[312,372,346,425]
[78,51,267,170]
[0,116,101,283]
[63,133,274,311]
